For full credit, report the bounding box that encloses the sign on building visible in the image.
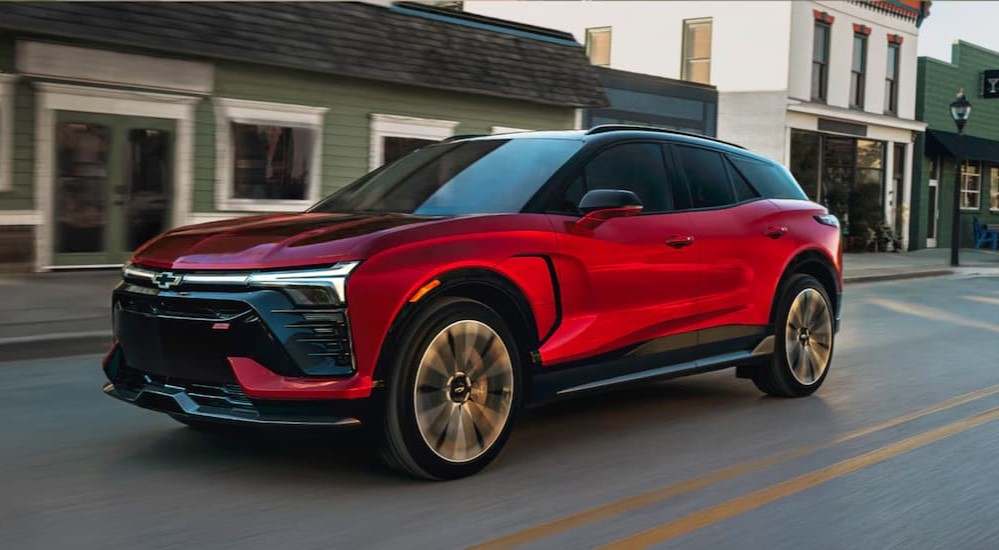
[984,69,999,98]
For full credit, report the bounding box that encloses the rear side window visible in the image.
[675,145,734,208]
[729,156,808,200]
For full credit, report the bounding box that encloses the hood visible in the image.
[131,212,436,270]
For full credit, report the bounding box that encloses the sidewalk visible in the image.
[1,248,998,359]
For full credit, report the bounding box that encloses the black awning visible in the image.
[926,130,999,163]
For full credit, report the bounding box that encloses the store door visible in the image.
[927,159,939,248]
[53,112,174,266]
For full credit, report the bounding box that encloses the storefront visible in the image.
[0,3,604,270]
[912,41,999,250]
[787,109,922,251]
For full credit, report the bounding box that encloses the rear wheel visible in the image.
[753,274,834,397]
[378,297,521,480]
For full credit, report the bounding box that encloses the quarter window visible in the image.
[676,146,734,208]
[558,143,672,213]
[729,156,807,200]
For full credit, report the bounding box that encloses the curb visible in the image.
[0,331,112,361]
[843,269,954,285]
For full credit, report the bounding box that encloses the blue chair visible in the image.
[973,218,999,250]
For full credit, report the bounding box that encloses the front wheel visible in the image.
[378,297,522,480]
[753,274,835,397]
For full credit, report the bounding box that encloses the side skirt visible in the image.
[530,328,773,402]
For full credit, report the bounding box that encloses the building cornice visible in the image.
[788,101,928,132]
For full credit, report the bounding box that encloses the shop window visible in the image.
[231,123,314,201]
[961,162,982,210]
[812,22,830,101]
[991,167,999,211]
[790,130,821,201]
[585,27,612,67]
[682,19,712,84]
[214,98,327,211]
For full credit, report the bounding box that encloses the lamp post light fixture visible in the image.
[949,89,972,267]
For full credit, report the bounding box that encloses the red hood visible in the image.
[131,213,436,270]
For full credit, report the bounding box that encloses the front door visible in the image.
[544,142,700,364]
[53,112,174,266]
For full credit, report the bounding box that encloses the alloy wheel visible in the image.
[784,288,833,385]
[413,320,514,463]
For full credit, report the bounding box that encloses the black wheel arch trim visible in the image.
[772,249,841,329]
[372,262,558,383]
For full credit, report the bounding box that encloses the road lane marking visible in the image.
[963,295,999,307]
[867,298,999,335]
[469,384,999,550]
[601,405,999,549]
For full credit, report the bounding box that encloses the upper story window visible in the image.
[885,43,901,114]
[850,34,867,108]
[681,18,712,84]
[812,22,831,102]
[585,27,612,67]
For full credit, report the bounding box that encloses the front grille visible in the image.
[117,293,251,321]
[276,308,354,370]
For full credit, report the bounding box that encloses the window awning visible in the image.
[926,130,999,163]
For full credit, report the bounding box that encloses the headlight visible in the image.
[246,261,361,306]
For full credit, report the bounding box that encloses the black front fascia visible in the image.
[112,282,355,382]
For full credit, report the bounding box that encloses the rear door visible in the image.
[670,144,784,333]
[543,142,700,365]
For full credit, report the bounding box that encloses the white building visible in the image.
[468,0,930,248]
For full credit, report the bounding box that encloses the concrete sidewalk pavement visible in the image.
[1,248,998,359]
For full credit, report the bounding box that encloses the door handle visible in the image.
[665,235,695,249]
[764,226,788,239]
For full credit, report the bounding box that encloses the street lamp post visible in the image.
[950,90,972,267]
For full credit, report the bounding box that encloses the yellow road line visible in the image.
[963,295,999,307]
[469,384,999,550]
[867,298,999,335]
[602,405,999,549]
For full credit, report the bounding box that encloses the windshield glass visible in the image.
[310,138,582,215]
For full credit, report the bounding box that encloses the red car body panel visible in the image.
[122,198,840,401]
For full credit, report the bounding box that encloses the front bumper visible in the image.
[103,345,370,426]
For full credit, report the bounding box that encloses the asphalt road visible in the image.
[4,275,999,549]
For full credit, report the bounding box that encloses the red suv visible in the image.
[103,126,842,479]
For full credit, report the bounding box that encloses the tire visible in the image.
[753,274,835,397]
[377,297,522,480]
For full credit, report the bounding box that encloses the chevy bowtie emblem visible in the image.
[152,271,183,290]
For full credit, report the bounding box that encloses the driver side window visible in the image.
[555,143,672,214]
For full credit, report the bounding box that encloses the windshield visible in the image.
[310,138,582,215]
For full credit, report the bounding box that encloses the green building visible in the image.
[0,3,605,270]
[913,41,999,250]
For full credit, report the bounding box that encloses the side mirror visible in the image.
[576,189,643,228]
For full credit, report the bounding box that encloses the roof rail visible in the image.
[442,134,486,142]
[585,124,745,149]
